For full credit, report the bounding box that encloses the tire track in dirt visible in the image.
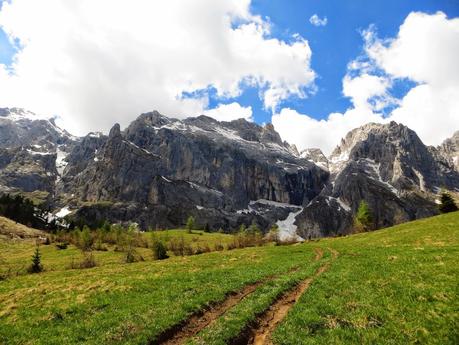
[153,248,323,345]
[241,247,338,345]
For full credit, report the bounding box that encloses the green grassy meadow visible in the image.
[0,212,458,344]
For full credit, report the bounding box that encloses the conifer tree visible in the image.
[28,245,43,273]
[355,200,374,232]
[439,191,458,213]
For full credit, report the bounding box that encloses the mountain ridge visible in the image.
[0,107,457,237]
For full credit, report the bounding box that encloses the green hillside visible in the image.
[0,212,458,344]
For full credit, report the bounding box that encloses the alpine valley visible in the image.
[1,107,458,239]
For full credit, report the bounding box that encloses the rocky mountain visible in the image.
[296,122,459,238]
[0,107,458,238]
[0,108,77,202]
[60,112,328,231]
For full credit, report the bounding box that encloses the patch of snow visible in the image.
[161,176,171,183]
[26,149,52,156]
[336,197,351,212]
[250,199,299,208]
[55,147,68,176]
[213,126,245,142]
[88,132,102,138]
[187,181,223,196]
[412,168,426,192]
[123,140,161,158]
[55,207,72,218]
[362,158,399,195]
[276,208,304,242]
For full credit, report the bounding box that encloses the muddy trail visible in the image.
[238,247,338,345]
[153,248,324,345]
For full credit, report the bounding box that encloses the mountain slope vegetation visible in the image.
[0,212,457,344]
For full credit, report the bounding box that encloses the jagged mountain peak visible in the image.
[0,107,38,120]
[108,123,121,138]
[300,148,328,171]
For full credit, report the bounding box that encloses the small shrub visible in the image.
[168,236,186,256]
[79,226,93,251]
[124,248,144,263]
[226,241,237,250]
[28,245,43,273]
[151,239,168,260]
[93,239,108,251]
[214,242,224,251]
[183,243,194,256]
[69,253,97,269]
[194,244,211,255]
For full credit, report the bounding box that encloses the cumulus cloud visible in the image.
[274,11,459,155]
[203,102,252,122]
[0,0,315,135]
[309,14,328,27]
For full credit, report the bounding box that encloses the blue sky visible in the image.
[207,0,459,124]
[0,0,458,152]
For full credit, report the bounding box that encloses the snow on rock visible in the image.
[276,208,304,242]
[250,199,294,208]
[362,158,399,195]
[161,176,171,183]
[55,147,68,176]
[55,207,72,218]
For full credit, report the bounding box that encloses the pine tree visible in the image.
[28,245,43,273]
[355,200,374,232]
[439,192,458,213]
[186,216,195,233]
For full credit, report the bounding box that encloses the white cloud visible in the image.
[274,11,459,155]
[0,0,315,135]
[272,108,386,156]
[309,14,327,27]
[204,102,252,122]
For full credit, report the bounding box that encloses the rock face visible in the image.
[0,108,77,202]
[62,112,328,230]
[296,122,459,238]
[438,131,459,172]
[1,107,458,236]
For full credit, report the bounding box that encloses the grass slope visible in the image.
[273,212,459,345]
[0,212,458,344]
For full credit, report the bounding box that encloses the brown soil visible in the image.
[153,247,328,345]
[246,247,337,345]
[154,266,300,345]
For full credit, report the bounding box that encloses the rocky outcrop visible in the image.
[438,131,459,172]
[296,122,458,238]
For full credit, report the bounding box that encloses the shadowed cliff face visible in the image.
[1,107,458,235]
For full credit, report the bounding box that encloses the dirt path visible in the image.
[153,248,326,345]
[246,247,338,345]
